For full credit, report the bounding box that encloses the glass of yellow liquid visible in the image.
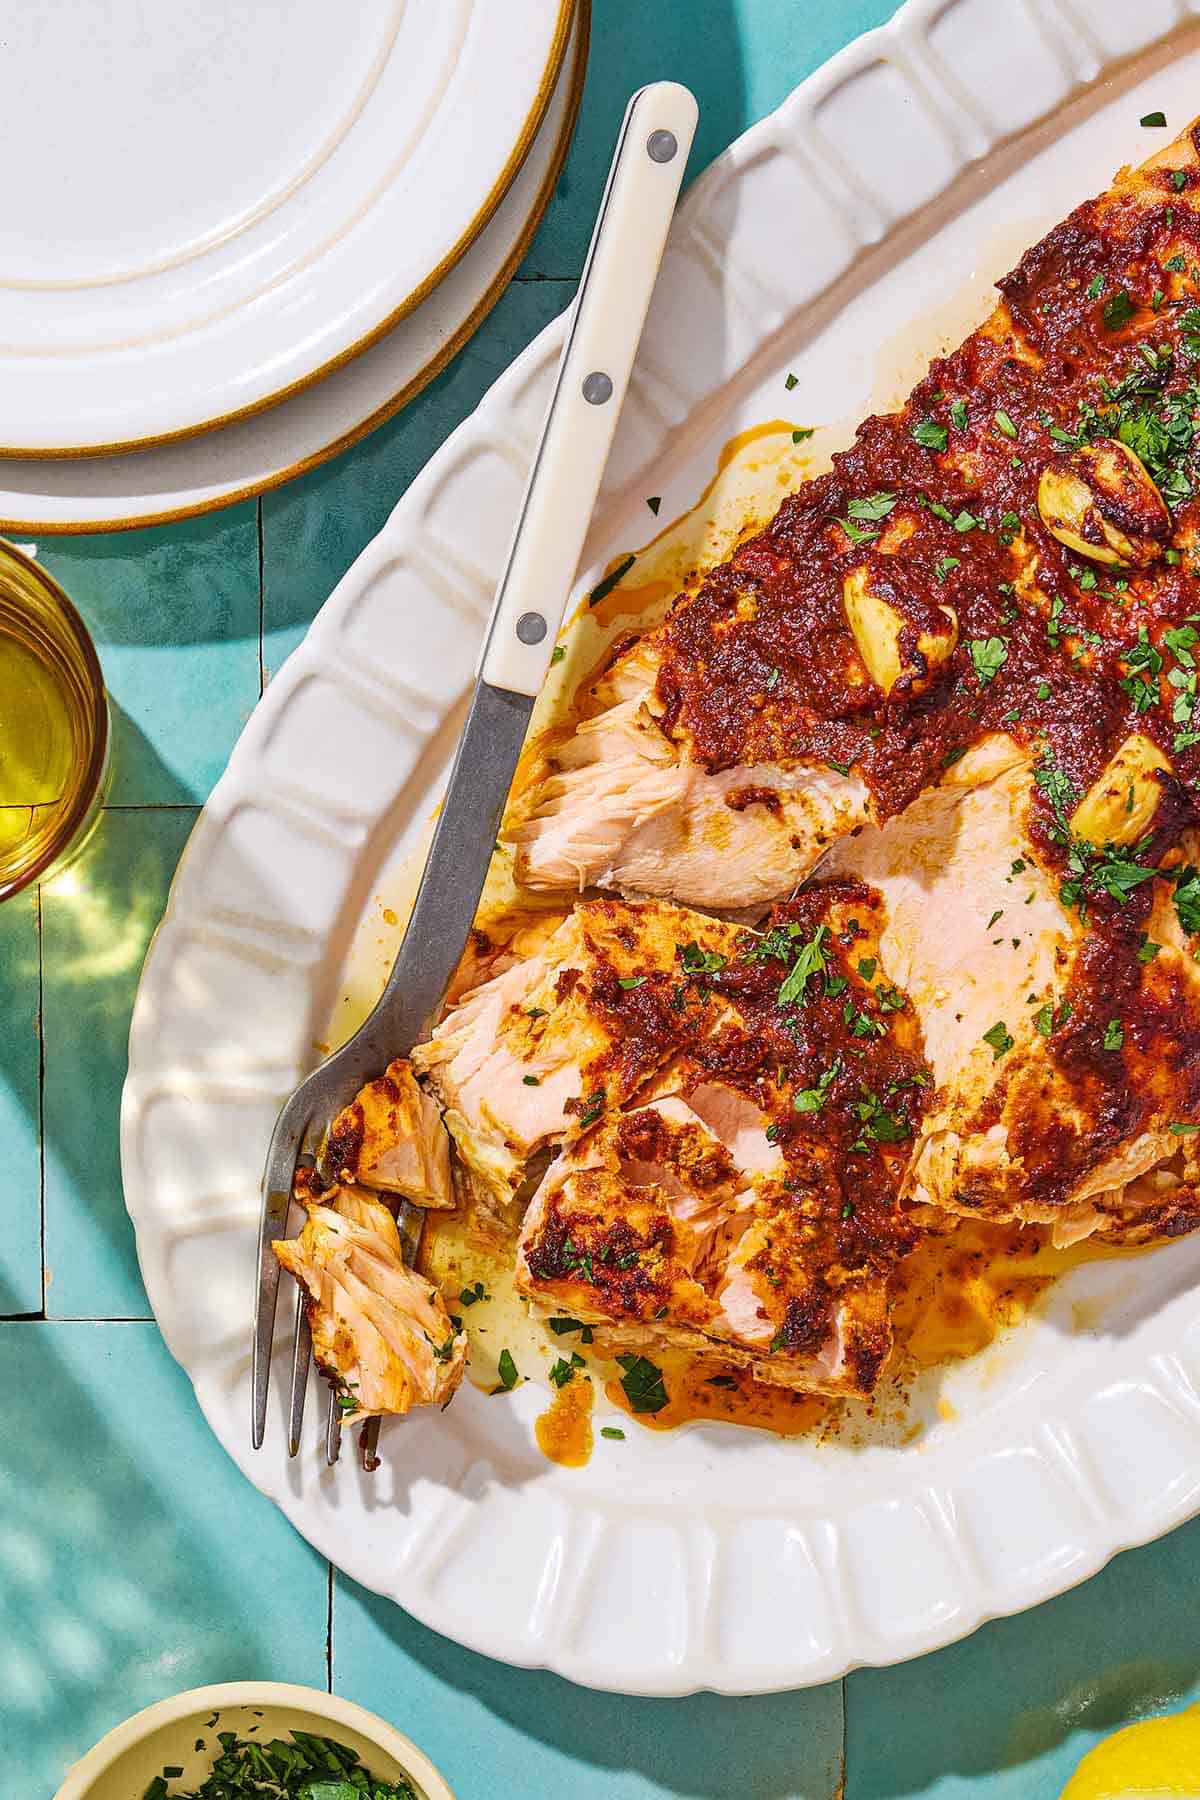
[0,540,108,902]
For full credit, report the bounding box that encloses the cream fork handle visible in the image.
[478,80,697,694]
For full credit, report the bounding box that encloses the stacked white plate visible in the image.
[0,0,584,531]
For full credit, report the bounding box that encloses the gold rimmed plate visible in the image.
[0,4,587,532]
[0,0,572,456]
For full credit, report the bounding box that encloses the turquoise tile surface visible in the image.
[845,1518,1200,1797]
[520,0,901,279]
[0,884,41,1316]
[334,1575,844,1800]
[2,1321,327,1800]
[36,507,261,805]
[42,807,197,1319]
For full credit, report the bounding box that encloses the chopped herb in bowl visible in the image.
[140,1729,419,1800]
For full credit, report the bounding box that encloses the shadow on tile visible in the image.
[0,1317,327,1800]
[335,1577,843,1800]
[0,884,41,1314]
[845,1519,1200,1798]
[41,803,197,1318]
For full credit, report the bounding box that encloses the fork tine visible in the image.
[359,1417,382,1471]
[325,1383,342,1464]
[288,1285,311,1457]
[251,1186,291,1450]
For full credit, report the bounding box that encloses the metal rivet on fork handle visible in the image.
[647,128,678,163]
[582,370,613,405]
[516,611,547,644]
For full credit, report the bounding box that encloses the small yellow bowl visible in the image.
[52,1681,456,1800]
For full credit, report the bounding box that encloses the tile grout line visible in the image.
[36,881,47,1319]
[326,1562,335,1692]
[257,495,266,697]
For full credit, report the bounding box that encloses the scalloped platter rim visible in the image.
[122,0,1200,1695]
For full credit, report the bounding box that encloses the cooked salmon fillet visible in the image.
[413,900,752,1206]
[303,124,1200,1426]
[513,121,1200,928]
[515,1096,898,1398]
[510,637,870,908]
[326,1057,453,1208]
[828,750,1200,1245]
[273,1176,467,1422]
[420,889,929,1396]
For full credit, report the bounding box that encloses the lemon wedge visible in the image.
[1060,1703,1200,1797]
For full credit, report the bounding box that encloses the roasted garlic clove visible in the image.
[1037,438,1170,568]
[842,568,958,696]
[1071,732,1170,845]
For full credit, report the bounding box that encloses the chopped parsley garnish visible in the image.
[588,553,636,607]
[459,1280,489,1307]
[857,957,877,980]
[1103,289,1135,330]
[826,755,857,776]
[550,645,566,666]
[601,1426,626,1440]
[706,1374,738,1389]
[1141,110,1167,128]
[766,665,781,690]
[618,974,647,989]
[1173,170,1189,191]
[778,924,830,1007]
[616,1353,668,1414]
[1138,935,1162,963]
[548,1317,594,1343]
[523,1074,540,1086]
[577,1089,606,1130]
[911,418,948,452]
[646,494,662,514]
[838,490,898,544]
[1103,1018,1125,1051]
[1170,1120,1200,1134]
[954,508,982,533]
[994,408,1018,439]
[679,941,728,977]
[1121,626,1163,713]
[141,1732,419,1800]
[983,1021,1015,1060]
[986,910,1003,931]
[496,1349,520,1391]
[1174,865,1200,934]
[968,636,1008,686]
[851,1084,913,1145]
[792,426,815,443]
[1034,1000,1072,1036]
[785,371,798,390]
[794,1055,843,1115]
[934,555,961,582]
[950,399,970,431]
[1087,273,1105,300]
[549,1353,586,1388]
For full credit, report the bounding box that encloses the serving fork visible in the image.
[252,82,698,1467]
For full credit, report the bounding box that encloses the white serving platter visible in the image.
[0,0,571,454]
[0,6,587,533]
[122,0,1200,1696]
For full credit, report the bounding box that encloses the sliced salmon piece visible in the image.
[509,639,870,907]
[413,899,749,1204]
[827,755,1200,1244]
[273,1178,466,1422]
[516,1093,897,1398]
[326,1058,453,1208]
